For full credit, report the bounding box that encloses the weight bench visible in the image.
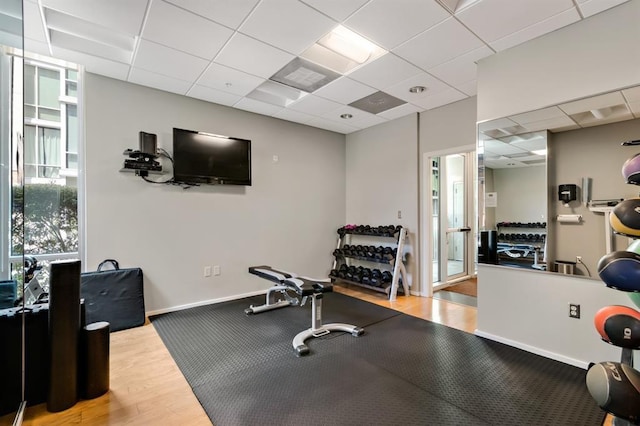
[247,265,364,356]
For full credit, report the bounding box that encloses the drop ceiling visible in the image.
[11,0,632,134]
[480,85,640,169]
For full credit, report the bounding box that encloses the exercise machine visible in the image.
[247,265,364,356]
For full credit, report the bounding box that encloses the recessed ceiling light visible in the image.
[340,113,353,119]
[531,149,547,156]
[409,86,427,94]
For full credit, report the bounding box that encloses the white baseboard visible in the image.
[473,329,589,369]
[146,290,266,317]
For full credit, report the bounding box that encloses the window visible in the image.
[5,56,82,301]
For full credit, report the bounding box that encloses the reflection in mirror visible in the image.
[478,128,548,271]
[478,85,640,278]
[0,0,24,422]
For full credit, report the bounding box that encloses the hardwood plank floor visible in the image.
[1,287,609,425]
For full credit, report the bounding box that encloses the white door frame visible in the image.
[420,144,476,297]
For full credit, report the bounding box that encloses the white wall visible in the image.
[477,0,640,122]
[477,265,639,368]
[345,114,419,292]
[476,0,640,366]
[84,74,346,313]
[492,165,546,223]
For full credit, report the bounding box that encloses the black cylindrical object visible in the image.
[80,321,110,399]
[479,230,498,264]
[47,259,81,412]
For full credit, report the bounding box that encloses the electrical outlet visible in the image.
[204,266,212,277]
[397,210,402,219]
[576,256,582,263]
[213,265,221,276]
[569,303,580,319]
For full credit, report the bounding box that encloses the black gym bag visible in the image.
[80,259,145,332]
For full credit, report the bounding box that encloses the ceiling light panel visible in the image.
[246,80,307,107]
[41,0,148,36]
[270,57,341,93]
[301,25,386,74]
[45,8,135,51]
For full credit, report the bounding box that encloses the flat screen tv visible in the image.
[172,128,251,186]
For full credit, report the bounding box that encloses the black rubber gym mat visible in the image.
[150,293,605,426]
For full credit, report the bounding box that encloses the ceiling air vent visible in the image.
[349,91,406,115]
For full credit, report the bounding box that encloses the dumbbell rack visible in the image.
[329,226,409,301]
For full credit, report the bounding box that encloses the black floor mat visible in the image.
[150,292,604,426]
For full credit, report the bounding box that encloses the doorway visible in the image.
[423,149,476,302]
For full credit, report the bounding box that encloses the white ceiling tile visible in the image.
[510,138,547,152]
[187,84,242,106]
[142,1,233,60]
[347,54,422,90]
[233,98,284,116]
[314,77,376,104]
[577,0,629,18]
[478,117,519,133]
[50,46,130,80]
[348,113,388,129]
[128,67,192,95]
[321,105,368,122]
[483,140,530,156]
[197,63,264,96]
[519,115,578,133]
[377,103,422,120]
[41,0,148,36]
[456,80,477,96]
[134,39,209,82]
[456,0,574,42]
[24,0,47,43]
[272,108,316,124]
[623,86,640,102]
[558,91,627,115]
[214,33,294,79]
[163,0,260,29]
[306,117,359,134]
[489,8,580,52]
[410,87,467,110]
[344,0,450,50]
[628,101,640,118]
[300,0,369,21]
[393,18,484,70]
[383,72,450,103]
[288,94,342,115]
[510,106,569,125]
[239,0,336,55]
[428,45,493,86]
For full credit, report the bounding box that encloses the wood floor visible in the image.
[0,285,608,425]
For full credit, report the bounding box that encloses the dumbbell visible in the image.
[370,269,383,286]
[338,264,348,278]
[381,271,393,283]
[333,248,342,257]
[329,269,338,278]
[361,268,372,285]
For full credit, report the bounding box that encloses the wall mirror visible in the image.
[0,0,25,422]
[478,85,640,279]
